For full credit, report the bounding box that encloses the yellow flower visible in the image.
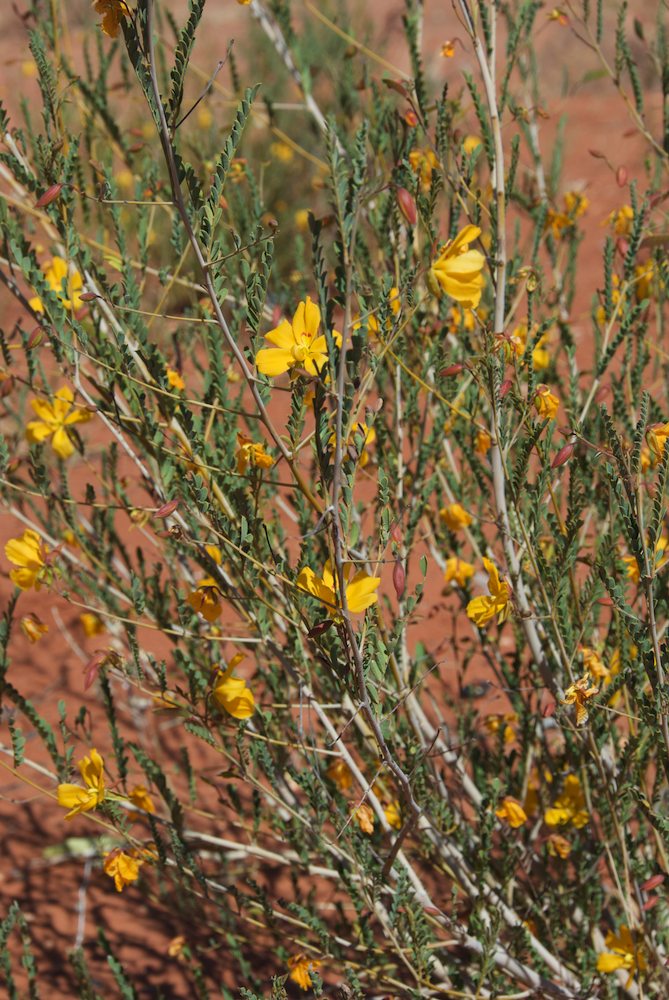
[270,141,294,163]
[129,784,155,814]
[237,0,252,5]
[409,148,439,190]
[93,0,129,38]
[466,557,511,627]
[384,800,402,829]
[255,296,332,378]
[443,556,475,588]
[448,304,477,333]
[329,422,377,468]
[563,191,588,218]
[544,774,588,829]
[389,286,401,316]
[546,833,571,858]
[20,614,49,643]
[29,256,85,313]
[545,191,588,239]
[294,208,310,232]
[580,645,608,681]
[5,530,49,590]
[352,802,375,834]
[635,260,656,302]
[166,367,185,391]
[287,954,322,991]
[429,225,486,308]
[475,428,492,455]
[235,433,273,475]
[26,386,92,459]
[463,135,482,157]
[646,421,669,462]
[563,675,599,726]
[186,577,222,623]
[439,502,472,531]
[213,662,255,720]
[297,561,380,619]
[624,535,668,583]
[605,204,634,236]
[57,748,106,819]
[440,40,455,57]
[597,925,646,987]
[495,796,527,828]
[326,758,353,792]
[103,849,142,892]
[485,713,516,744]
[508,322,550,369]
[80,613,105,637]
[534,384,559,421]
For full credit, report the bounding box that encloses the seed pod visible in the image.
[155,498,179,519]
[393,559,406,599]
[641,874,665,892]
[441,363,464,377]
[26,327,44,349]
[616,166,628,187]
[79,292,99,302]
[35,183,63,208]
[499,379,513,399]
[307,619,334,639]
[390,523,403,544]
[396,187,417,227]
[551,441,575,468]
[0,376,15,398]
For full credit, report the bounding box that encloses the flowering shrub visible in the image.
[1,0,669,996]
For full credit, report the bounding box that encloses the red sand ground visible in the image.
[0,1,661,996]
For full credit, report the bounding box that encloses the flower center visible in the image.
[292,343,308,363]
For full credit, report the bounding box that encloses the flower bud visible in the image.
[393,559,406,599]
[396,187,417,227]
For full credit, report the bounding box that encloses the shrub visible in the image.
[1,0,669,996]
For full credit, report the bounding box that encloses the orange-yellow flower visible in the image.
[544,774,588,829]
[605,205,634,236]
[29,256,85,313]
[297,561,380,619]
[213,659,255,720]
[546,833,571,858]
[485,713,516,744]
[103,849,143,892]
[440,40,455,58]
[129,784,156,814]
[429,225,486,308]
[26,386,92,459]
[580,646,607,681]
[646,421,669,462]
[287,954,322,991]
[439,502,472,531]
[384,800,402,830]
[329,422,377,467]
[352,802,375,834]
[475,428,492,455]
[166,367,185,391]
[508,322,550,370]
[466,558,511,627]
[534,384,559,421]
[235,433,273,475]
[186,577,222,623]
[409,148,439,190]
[443,556,475,588]
[563,675,599,726]
[624,535,668,584]
[326,758,353,792]
[57,748,106,819]
[255,296,332,378]
[495,796,527,828]
[5,530,50,591]
[93,0,129,38]
[80,612,106,637]
[20,613,49,642]
[597,925,646,987]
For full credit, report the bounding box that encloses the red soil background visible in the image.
[0,0,661,996]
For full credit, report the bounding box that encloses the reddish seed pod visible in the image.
[35,183,63,208]
[616,237,629,257]
[396,187,417,227]
[390,522,403,544]
[26,327,44,350]
[441,363,464,377]
[404,109,418,127]
[641,874,665,892]
[542,701,556,718]
[643,896,660,912]
[596,596,614,606]
[307,619,334,639]
[0,376,15,398]
[616,166,628,187]
[594,384,610,404]
[499,379,513,399]
[551,441,575,468]
[393,559,406,599]
[79,292,99,302]
[384,78,409,97]
[83,650,108,691]
[128,142,144,154]
[155,498,179,519]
